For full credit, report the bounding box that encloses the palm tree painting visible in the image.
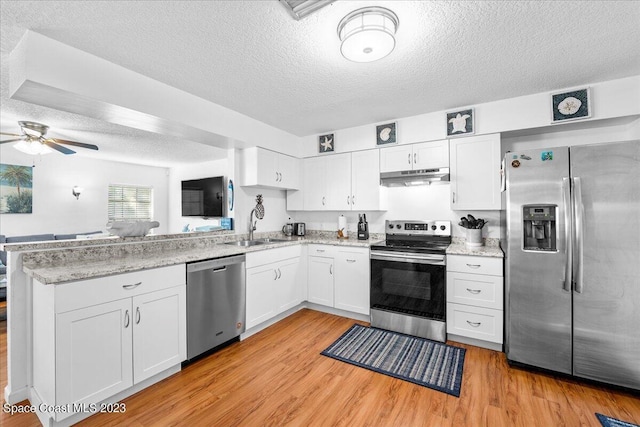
[0,164,33,214]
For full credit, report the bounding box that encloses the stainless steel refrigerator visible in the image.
[502,140,640,390]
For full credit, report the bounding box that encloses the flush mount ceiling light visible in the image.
[337,6,399,63]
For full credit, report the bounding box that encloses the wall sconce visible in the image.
[72,186,84,200]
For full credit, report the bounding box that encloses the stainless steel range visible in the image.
[370,220,451,342]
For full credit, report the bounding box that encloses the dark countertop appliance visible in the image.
[294,222,305,236]
[370,220,451,342]
[357,214,369,240]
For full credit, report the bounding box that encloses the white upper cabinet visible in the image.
[242,147,300,190]
[449,133,502,210]
[380,140,449,173]
[295,150,387,211]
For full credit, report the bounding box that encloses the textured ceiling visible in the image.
[1,0,639,166]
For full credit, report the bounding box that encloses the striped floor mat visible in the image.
[321,324,465,397]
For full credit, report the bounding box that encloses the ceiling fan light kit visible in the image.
[0,121,99,156]
[337,6,399,63]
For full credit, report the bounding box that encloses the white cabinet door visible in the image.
[380,144,413,173]
[246,264,278,329]
[450,134,502,210]
[351,149,385,211]
[334,247,370,315]
[56,298,133,408]
[324,152,352,210]
[413,140,449,170]
[132,286,186,383]
[303,156,325,210]
[307,256,334,307]
[278,153,300,190]
[256,148,280,187]
[275,258,303,313]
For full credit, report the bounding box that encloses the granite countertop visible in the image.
[21,231,385,285]
[446,237,504,258]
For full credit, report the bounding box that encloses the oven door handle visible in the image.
[371,251,445,265]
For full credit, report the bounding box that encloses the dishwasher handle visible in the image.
[186,254,246,273]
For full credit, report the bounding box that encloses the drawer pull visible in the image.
[466,320,481,328]
[346,259,356,263]
[466,288,481,294]
[466,264,481,269]
[316,249,325,253]
[123,282,142,290]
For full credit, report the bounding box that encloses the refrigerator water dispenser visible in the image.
[523,204,557,251]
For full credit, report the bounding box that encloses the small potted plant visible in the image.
[459,214,487,248]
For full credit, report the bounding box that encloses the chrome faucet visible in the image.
[249,208,258,241]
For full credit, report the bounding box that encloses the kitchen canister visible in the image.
[338,215,348,238]
[466,228,483,248]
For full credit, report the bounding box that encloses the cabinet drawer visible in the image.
[446,303,503,344]
[447,255,502,276]
[447,272,503,310]
[55,264,186,313]
[246,244,302,268]
[307,244,336,258]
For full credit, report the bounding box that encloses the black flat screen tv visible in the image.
[181,176,224,217]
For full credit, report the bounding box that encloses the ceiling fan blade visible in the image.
[0,132,23,137]
[0,138,24,144]
[42,139,76,155]
[50,138,99,151]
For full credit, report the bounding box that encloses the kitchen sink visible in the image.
[224,238,290,247]
[224,240,266,247]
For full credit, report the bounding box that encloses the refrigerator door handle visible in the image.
[572,177,584,293]
[562,177,572,292]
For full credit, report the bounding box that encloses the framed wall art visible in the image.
[0,163,33,214]
[376,122,397,145]
[319,133,335,153]
[447,108,474,137]
[551,88,591,123]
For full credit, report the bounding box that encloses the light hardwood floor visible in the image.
[1,309,639,426]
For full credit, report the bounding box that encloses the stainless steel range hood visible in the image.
[380,168,450,187]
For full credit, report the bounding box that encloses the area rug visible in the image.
[321,324,465,397]
[596,413,640,427]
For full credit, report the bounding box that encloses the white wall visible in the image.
[0,146,169,237]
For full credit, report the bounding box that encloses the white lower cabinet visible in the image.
[245,245,303,329]
[33,264,186,423]
[446,255,503,349]
[307,245,370,315]
[334,247,370,315]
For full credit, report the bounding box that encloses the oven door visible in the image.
[370,251,446,321]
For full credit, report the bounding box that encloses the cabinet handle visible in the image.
[123,282,142,290]
[466,264,481,269]
[136,307,141,324]
[408,153,411,165]
[347,196,350,205]
[466,320,482,328]
[274,269,278,280]
[346,259,356,263]
[322,196,325,206]
[278,172,283,182]
[330,265,333,275]
[452,192,456,204]
[275,171,279,182]
[466,288,481,294]
[278,268,282,279]
[124,310,130,328]
[316,249,325,253]
[351,195,355,205]
[414,153,417,164]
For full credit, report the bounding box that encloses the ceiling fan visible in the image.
[0,121,99,155]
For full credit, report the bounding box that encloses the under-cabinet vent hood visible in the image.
[380,168,450,187]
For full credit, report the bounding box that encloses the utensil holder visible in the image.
[466,228,483,247]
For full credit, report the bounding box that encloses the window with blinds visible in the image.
[108,184,153,221]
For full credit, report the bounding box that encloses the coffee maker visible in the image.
[357,214,369,240]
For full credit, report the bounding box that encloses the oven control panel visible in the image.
[386,220,451,236]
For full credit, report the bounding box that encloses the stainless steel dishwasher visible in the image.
[186,254,246,360]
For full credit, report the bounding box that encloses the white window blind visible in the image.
[108,184,153,221]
